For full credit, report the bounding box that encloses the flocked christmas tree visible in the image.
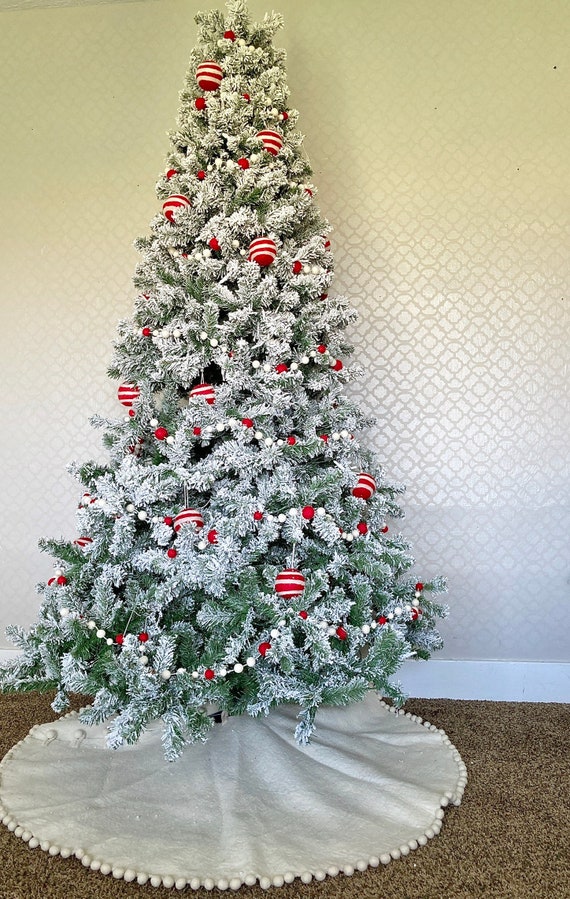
[1,0,447,760]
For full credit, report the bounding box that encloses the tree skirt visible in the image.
[0,692,466,890]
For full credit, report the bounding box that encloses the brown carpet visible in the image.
[0,693,568,899]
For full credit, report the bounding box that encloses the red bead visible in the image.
[357,522,368,535]
[317,344,327,354]
[299,610,308,620]
[320,434,329,442]
[242,93,250,101]
[301,506,315,520]
[154,427,169,440]
[223,29,236,40]
[115,634,124,645]
[142,327,152,336]
[138,632,149,642]
[258,642,271,657]
[166,168,178,180]
[381,525,389,533]
[193,426,202,436]
[197,170,206,180]
[207,529,218,544]
[377,616,387,626]
[292,260,303,274]
[275,363,288,373]
[204,668,215,680]
[253,511,263,521]
[56,575,67,586]
[287,436,296,445]
[209,237,220,251]
[331,359,343,371]
[336,626,347,640]
[195,97,206,110]
[415,582,424,592]
[167,548,177,559]
[164,516,174,526]
[237,157,250,169]
[128,409,136,418]
[242,418,254,428]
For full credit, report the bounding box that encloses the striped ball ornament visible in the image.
[275,568,305,598]
[352,473,376,500]
[188,382,216,404]
[117,383,140,408]
[196,61,223,91]
[257,129,283,156]
[173,508,204,531]
[162,195,191,223]
[248,237,277,266]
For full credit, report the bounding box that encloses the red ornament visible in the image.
[320,293,328,300]
[317,344,327,354]
[162,195,191,223]
[223,29,236,41]
[195,97,207,111]
[248,237,277,266]
[257,129,283,155]
[352,473,376,500]
[281,111,289,121]
[324,237,331,249]
[381,525,389,534]
[115,634,124,645]
[193,426,202,436]
[377,616,388,626]
[117,383,140,408]
[275,363,288,373]
[164,516,174,526]
[331,359,343,372]
[258,642,271,657]
[253,511,263,521]
[411,609,420,621]
[154,427,169,440]
[415,582,424,592]
[292,260,303,274]
[167,548,177,559]
[197,170,206,180]
[241,418,254,428]
[196,61,223,91]
[301,506,315,520]
[237,157,250,170]
[242,93,250,102]
[138,632,149,642]
[189,383,216,404]
[209,237,220,252]
[166,168,178,180]
[74,536,92,548]
[47,577,56,586]
[304,188,313,197]
[142,327,152,337]
[336,626,347,640]
[204,668,215,680]
[57,575,67,586]
[174,508,204,531]
[287,436,296,445]
[128,409,136,418]
[299,610,308,620]
[207,529,218,544]
[356,522,368,535]
[320,434,329,442]
[275,568,305,599]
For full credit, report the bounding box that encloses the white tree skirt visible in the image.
[0,692,466,890]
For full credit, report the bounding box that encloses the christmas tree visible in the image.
[1,0,447,760]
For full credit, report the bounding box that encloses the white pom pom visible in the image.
[300,355,310,364]
[137,511,147,521]
[139,655,148,665]
[87,620,96,630]
[270,628,280,638]
[233,663,244,673]
[166,435,174,444]
[316,507,326,516]
[216,423,225,432]
[246,657,255,667]
[54,568,63,577]
[210,338,219,347]
[149,418,159,427]
[263,363,271,372]
[362,624,371,634]
[290,362,298,370]
[96,629,105,639]
[200,331,208,340]
[252,360,261,369]
[197,541,207,549]
[106,638,113,646]
[278,513,286,522]
[264,437,273,446]
[231,240,240,248]
[161,670,171,680]
[60,608,69,618]
[395,606,403,616]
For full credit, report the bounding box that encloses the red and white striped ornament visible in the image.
[257,129,283,156]
[74,536,93,549]
[188,382,216,405]
[275,568,305,598]
[173,508,204,531]
[196,61,223,91]
[352,473,376,500]
[162,195,191,223]
[248,237,277,266]
[117,383,140,408]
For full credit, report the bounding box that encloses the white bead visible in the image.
[412,598,420,607]
[60,608,69,617]
[150,418,159,427]
[290,362,298,370]
[203,249,212,258]
[218,668,227,677]
[362,624,371,634]
[200,331,208,340]
[231,240,240,248]
[207,164,213,171]
[276,439,284,446]
[309,350,316,357]
[278,513,286,522]
[388,612,394,620]
[279,618,287,626]
[233,663,244,674]
[214,158,223,168]
[289,508,297,516]
[300,356,309,364]
[216,423,225,432]
[173,329,181,338]
[161,670,171,680]
[210,338,219,347]
[96,629,105,639]
[250,153,259,162]
[267,513,275,520]
[240,249,246,256]
[341,430,349,438]
[191,671,199,679]
[139,655,148,665]
[220,345,228,354]
[197,541,207,549]
[415,590,422,598]
[205,425,214,432]
[311,265,320,274]
[327,626,336,636]
[227,418,237,426]
[176,668,186,674]
[395,606,403,615]
[353,529,360,538]
[271,107,278,116]
[106,637,113,645]
[239,38,246,45]
[316,507,326,516]
[252,360,261,369]
[246,657,255,667]
[270,628,280,638]
[137,511,147,520]
[166,435,174,444]
[87,620,96,630]
[332,432,340,440]
[371,620,377,629]
[405,603,412,611]
[264,437,273,446]
[263,363,271,372]
[254,430,264,439]
[127,504,135,514]
[345,533,354,542]
[54,568,63,577]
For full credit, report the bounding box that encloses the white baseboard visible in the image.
[0,650,568,703]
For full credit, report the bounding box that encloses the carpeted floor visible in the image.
[0,693,568,899]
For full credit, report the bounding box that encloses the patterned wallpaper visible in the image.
[0,0,568,662]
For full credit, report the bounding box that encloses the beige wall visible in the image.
[0,0,568,661]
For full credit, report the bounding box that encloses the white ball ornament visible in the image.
[231,240,240,248]
[412,598,420,607]
[139,655,148,665]
[150,418,159,427]
[161,670,172,680]
[218,668,227,677]
[246,657,255,667]
[191,671,199,679]
[197,541,207,550]
[210,338,219,347]
[137,511,148,521]
[276,439,284,446]
[341,429,349,438]
[216,423,225,432]
[316,507,326,516]
[289,508,298,516]
[362,624,371,634]
[60,608,69,618]
[263,363,271,372]
[96,629,105,639]
[252,360,261,369]
[300,355,310,364]
[203,249,212,258]
[166,435,174,444]
[106,638,113,646]
[172,329,181,338]
[233,662,244,673]
[277,513,287,522]
[199,331,208,340]
[332,432,340,440]
[54,568,63,577]
[345,533,354,542]
[395,606,403,616]
[87,621,96,630]
[270,628,280,638]
[388,612,394,620]
[264,437,273,447]
[254,430,264,439]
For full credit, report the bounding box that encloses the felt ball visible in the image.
[189,383,216,404]
[117,383,140,408]
[141,327,152,337]
[336,626,347,640]
[164,516,174,526]
[257,129,283,155]
[115,634,124,644]
[207,529,218,544]
[299,610,308,620]
[253,511,263,521]
[154,427,169,440]
[301,506,315,520]
[138,632,149,642]
[223,29,236,41]
[195,97,207,110]
[237,157,250,169]
[196,61,223,91]
[248,237,277,266]
[57,575,68,586]
[324,237,331,249]
[292,260,303,274]
[209,237,220,251]
[166,169,178,180]
[287,436,296,445]
[352,473,376,500]
[204,668,215,680]
[174,508,204,531]
[193,426,202,436]
[167,548,177,559]
[275,363,288,373]
[162,195,191,223]
[241,418,254,428]
[320,434,329,442]
[415,582,424,592]
[196,170,206,181]
[331,359,343,372]
[258,641,271,657]
[377,616,388,626]
[275,568,305,598]
[320,293,328,301]
[74,537,92,548]
[242,92,251,102]
[356,522,368,535]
